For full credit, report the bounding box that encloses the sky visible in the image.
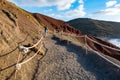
[8,0,120,22]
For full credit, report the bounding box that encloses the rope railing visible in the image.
[85,35,120,52]
[17,44,43,67]
[27,36,43,49]
[61,31,120,52]
[59,32,120,67]
[62,32,85,38]
[15,51,21,79]
[14,33,44,80]
[16,52,21,70]
[19,35,43,53]
[3,30,120,79]
[13,30,120,80]
[86,43,120,68]
[16,36,43,70]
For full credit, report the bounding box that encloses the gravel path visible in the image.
[35,35,120,80]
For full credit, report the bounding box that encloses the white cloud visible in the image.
[97,7,120,15]
[65,0,86,19]
[115,3,120,8]
[90,13,120,22]
[106,0,117,7]
[8,0,86,20]
[50,0,86,20]
[94,0,120,15]
[8,0,76,10]
[64,4,86,19]
[92,0,120,22]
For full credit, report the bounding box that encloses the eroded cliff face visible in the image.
[0,1,45,80]
[33,13,82,35]
[0,1,82,79]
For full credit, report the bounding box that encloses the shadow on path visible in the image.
[51,35,120,80]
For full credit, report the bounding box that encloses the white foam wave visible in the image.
[108,39,120,48]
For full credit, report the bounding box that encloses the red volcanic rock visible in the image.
[33,13,82,35]
[77,35,120,61]
[86,35,120,61]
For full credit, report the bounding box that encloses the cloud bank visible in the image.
[95,0,120,15]
[8,0,86,20]
[106,0,117,7]
[50,0,86,20]
[8,0,76,10]
[63,0,86,19]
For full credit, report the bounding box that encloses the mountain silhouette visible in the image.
[68,18,120,38]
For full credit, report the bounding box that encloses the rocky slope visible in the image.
[0,0,45,80]
[0,1,84,80]
[1,0,120,80]
[33,13,81,35]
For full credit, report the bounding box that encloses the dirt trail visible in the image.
[34,35,120,80]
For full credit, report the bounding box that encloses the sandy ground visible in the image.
[33,35,120,80]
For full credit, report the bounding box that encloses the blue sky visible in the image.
[8,0,120,22]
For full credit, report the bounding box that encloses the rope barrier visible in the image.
[62,32,120,52]
[86,43,120,68]
[0,34,29,57]
[17,43,43,68]
[16,35,43,70]
[60,32,120,68]
[86,36,120,52]
[62,32,84,38]
[15,51,21,80]
[85,35,88,54]
[15,52,22,70]
[12,31,120,80]
[3,30,120,79]
[27,35,43,49]
[14,34,44,79]
[19,35,43,53]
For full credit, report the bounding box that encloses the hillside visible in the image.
[68,18,120,38]
[0,0,45,80]
[32,13,81,35]
[1,0,120,80]
[0,1,86,80]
